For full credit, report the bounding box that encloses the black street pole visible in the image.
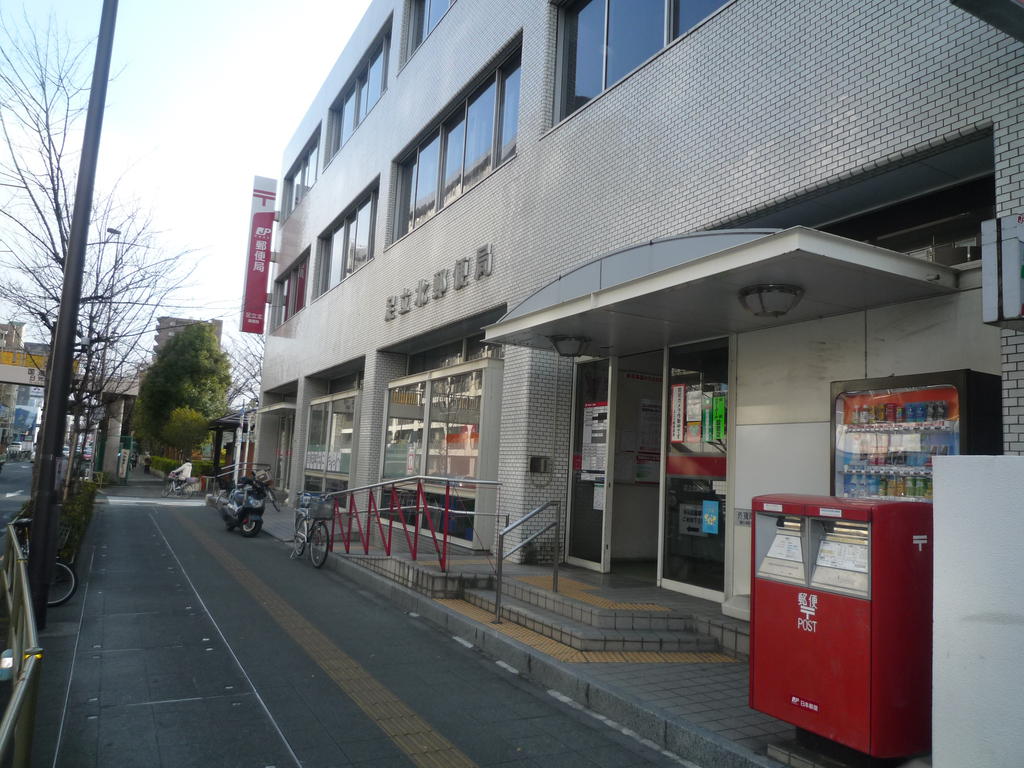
[29,0,119,629]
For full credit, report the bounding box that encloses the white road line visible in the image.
[495,660,519,675]
[546,690,701,767]
[5,491,21,498]
[149,513,302,767]
[103,497,205,506]
[52,547,95,768]
[453,636,474,649]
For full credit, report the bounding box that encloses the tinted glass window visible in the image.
[330,226,346,287]
[365,45,384,111]
[563,0,604,116]
[606,0,664,86]
[427,0,449,34]
[672,0,725,38]
[351,198,373,273]
[399,158,417,237]
[414,133,440,227]
[441,111,465,207]
[498,59,520,164]
[307,144,318,185]
[463,81,495,190]
[342,90,357,145]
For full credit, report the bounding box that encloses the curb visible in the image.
[274,529,781,768]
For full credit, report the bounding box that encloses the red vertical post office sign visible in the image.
[241,175,277,334]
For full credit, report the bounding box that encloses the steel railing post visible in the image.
[552,502,560,594]
[493,527,504,624]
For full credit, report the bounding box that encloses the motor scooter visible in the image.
[219,470,273,537]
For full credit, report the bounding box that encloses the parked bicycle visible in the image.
[9,518,77,606]
[291,492,330,568]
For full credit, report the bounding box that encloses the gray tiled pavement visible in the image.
[256,496,793,766]
[41,474,930,767]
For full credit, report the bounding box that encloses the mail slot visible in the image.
[749,494,932,758]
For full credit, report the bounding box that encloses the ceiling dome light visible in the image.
[738,284,804,318]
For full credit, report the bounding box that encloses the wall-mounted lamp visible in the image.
[738,284,804,318]
[549,335,590,357]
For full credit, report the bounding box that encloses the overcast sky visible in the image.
[1,0,372,342]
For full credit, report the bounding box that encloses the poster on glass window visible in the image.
[581,401,608,480]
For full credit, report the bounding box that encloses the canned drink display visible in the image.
[885,402,896,422]
[895,405,904,422]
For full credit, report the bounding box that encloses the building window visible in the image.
[305,392,358,493]
[394,49,521,239]
[382,355,503,543]
[328,31,390,159]
[558,0,727,119]
[273,254,309,327]
[408,0,454,56]
[408,334,502,375]
[283,136,320,218]
[316,189,378,296]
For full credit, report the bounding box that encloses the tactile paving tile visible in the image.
[437,599,735,664]
[513,575,669,612]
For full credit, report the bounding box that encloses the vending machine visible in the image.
[831,369,1000,500]
[749,494,932,758]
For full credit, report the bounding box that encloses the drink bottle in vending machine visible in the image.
[831,370,1000,501]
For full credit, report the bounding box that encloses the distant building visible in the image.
[0,322,25,351]
[153,317,223,355]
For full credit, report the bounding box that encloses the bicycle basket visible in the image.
[309,496,334,519]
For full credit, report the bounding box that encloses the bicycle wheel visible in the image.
[48,560,77,607]
[292,515,306,558]
[161,481,172,497]
[309,521,329,568]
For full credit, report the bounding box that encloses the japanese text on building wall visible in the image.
[385,245,494,321]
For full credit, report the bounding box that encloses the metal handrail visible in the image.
[493,501,560,624]
[0,523,43,766]
[325,476,502,572]
[316,474,501,502]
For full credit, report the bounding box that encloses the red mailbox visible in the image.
[749,494,932,758]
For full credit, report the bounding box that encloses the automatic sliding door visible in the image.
[568,360,609,566]
[663,339,728,593]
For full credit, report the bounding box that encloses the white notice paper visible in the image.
[766,532,803,563]
[816,539,869,573]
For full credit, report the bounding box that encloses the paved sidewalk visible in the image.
[255,497,936,768]
[98,470,167,497]
[57,474,928,767]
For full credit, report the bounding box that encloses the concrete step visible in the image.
[465,588,720,653]
[497,577,700,631]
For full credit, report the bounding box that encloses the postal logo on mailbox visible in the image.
[797,592,819,633]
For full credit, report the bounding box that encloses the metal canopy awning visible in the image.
[484,227,959,357]
[255,402,296,416]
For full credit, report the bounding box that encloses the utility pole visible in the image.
[29,0,119,629]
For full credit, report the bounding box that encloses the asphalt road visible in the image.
[0,459,32,524]
[33,497,693,767]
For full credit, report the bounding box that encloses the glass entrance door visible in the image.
[568,360,610,569]
[662,339,728,595]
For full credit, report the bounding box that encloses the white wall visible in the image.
[933,456,1024,768]
[728,289,999,611]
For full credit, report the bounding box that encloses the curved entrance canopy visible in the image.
[484,227,959,357]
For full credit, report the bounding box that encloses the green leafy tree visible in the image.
[136,323,230,444]
[161,407,210,458]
